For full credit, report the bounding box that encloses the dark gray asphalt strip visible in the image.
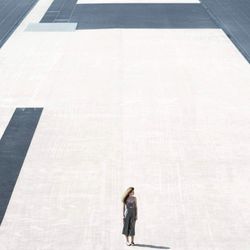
[72,4,218,29]
[0,108,43,225]
[0,0,39,48]
[41,3,217,29]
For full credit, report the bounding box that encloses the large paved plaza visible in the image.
[0,1,250,249]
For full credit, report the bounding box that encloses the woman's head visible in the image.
[121,187,134,204]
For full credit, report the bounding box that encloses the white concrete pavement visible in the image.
[0,0,250,249]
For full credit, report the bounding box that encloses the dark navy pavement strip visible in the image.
[0,108,43,225]
[41,3,217,29]
[0,0,39,48]
[201,0,250,63]
[0,0,19,21]
[72,4,217,29]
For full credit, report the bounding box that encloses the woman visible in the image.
[121,187,138,246]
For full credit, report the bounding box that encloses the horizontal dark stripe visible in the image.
[40,1,217,29]
[0,108,43,225]
[71,4,217,29]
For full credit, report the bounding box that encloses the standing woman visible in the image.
[122,187,138,246]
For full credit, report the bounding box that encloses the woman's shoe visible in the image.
[126,242,131,246]
[131,242,135,246]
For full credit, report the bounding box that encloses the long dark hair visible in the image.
[121,187,134,204]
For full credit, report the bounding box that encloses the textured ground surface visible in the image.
[0,0,250,249]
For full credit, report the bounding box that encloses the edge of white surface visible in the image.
[0,108,16,140]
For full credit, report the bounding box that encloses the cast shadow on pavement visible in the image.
[134,243,170,249]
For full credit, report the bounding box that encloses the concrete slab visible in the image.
[25,22,77,32]
[0,27,250,249]
[0,0,250,249]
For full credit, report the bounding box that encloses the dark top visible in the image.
[124,196,137,218]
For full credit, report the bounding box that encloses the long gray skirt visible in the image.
[122,208,136,236]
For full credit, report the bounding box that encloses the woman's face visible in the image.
[130,190,134,196]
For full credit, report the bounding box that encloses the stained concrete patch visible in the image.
[25,22,77,32]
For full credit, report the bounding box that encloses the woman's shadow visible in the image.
[133,243,170,249]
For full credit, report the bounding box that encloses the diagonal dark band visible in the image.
[0,0,39,48]
[41,3,217,29]
[0,108,43,225]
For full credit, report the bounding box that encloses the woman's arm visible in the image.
[135,197,138,220]
[123,203,125,218]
